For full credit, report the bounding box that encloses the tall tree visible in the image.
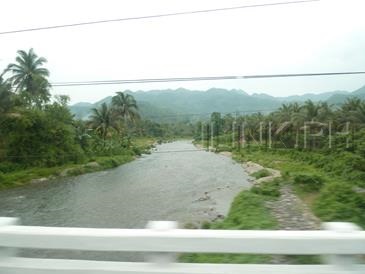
[210,112,222,136]
[89,103,114,141]
[303,100,320,121]
[0,76,13,114]
[112,92,140,136]
[112,92,140,122]
[5,48,50,107]
[341,97,362,112]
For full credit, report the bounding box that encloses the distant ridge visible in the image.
[69,85,365,122]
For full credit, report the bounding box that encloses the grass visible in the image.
[0,154,135,189]
[232,146,365,228]
[132,137,156,150]
[234,148,330,198]
[180,188,278,264]
[0,165,73,188]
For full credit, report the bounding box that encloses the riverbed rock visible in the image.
[242,161,264,174]
[219,151,232,158]
[30,177,48,184]
[353,186,365,193]
[242,161,281,185]
[59,168,73,177]
[84,161,100,169]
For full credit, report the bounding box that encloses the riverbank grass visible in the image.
[180,188,278,263]
[0,154,135,189]
[234,147,365,228]
[0,137,156,190]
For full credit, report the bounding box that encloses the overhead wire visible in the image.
[0,0,319,35]
[50,72,365,87]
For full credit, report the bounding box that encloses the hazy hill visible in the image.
[70,88,281,121]
[129,88,280,114]
[69,85,365,122]
[327,85,365,105]
[278,90,349,102]
[69,102,94,120]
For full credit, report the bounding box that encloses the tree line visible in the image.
[197,99,365,152]
[194,99,365,190]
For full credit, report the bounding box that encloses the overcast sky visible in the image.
[0,0,364,103]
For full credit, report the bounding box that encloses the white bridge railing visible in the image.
[0,218,364,274]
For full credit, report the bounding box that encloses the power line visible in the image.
[0,0,319,35]
[51,71,365,87]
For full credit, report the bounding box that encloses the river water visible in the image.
[0,140,251,261]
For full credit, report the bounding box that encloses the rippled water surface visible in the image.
[0,140,251,260]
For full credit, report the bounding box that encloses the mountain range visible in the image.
[69,85,365,122]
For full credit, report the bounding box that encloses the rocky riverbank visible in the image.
[266,185,321,230]
[220,150,321,231]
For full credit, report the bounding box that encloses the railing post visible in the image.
[146,221,178,265]
[0,217,19,258]
[322,222,362,271]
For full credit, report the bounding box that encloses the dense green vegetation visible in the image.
[194,99,365,228]
[235,149,365,228]
[0,49,192,188]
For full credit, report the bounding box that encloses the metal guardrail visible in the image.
[0,218,364,273]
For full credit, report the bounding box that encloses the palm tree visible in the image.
[0,76,13,114]
[273,102,304,148]
[289,103,306,148]
[111,92,140,136]
[5,48,50,107]
[337,98,365,148]
[89,103,114,141]
[317,102,333,121]
[341,97,362,112]
[303,100,320,121]
[357,102,365,124]
[275,103,292,122]
[112,92,140,122]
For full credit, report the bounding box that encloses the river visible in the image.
[0,140,251,261]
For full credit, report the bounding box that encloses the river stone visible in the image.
[84,162,100,168]
[59,168,73,177]
[30,177,48,184]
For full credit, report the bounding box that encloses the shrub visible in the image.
[0,162,22,173]
[201,221,211,229]
[313,182,365,228]
[132,146,142,156]
[251,180,281,197]
[293,173,325,192]
[251,169,271,179]
[183,222,198,229]
[0,171,4,183]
